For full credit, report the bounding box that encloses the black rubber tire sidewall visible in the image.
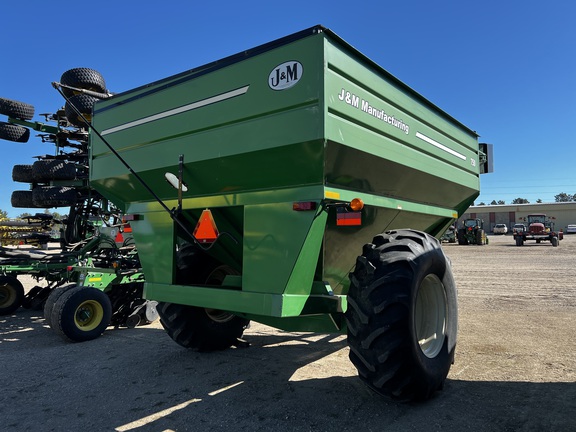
[0,275,25,315]
[44,284,77,329]
[52,286,112,342]
[346,229,458,401]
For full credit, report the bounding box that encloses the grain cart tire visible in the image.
[64,94,99,127]
[44,284,77,329]
[11,190,36,208]
[60,68,107,98]
[158,264,250,351]
[32,186,78,208]
[0,275,25,315]
[551,236,559,247]
[32,159,76,182]
[0,121,30,142]
[51,286,112,342]
[12,164,35,183]
[0,97,35,120]
[346,229,458,401]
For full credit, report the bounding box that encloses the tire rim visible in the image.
[415,274,447,358]
[0,285,15,307]
[74,300,104,331]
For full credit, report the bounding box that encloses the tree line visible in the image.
[476,192,576,206]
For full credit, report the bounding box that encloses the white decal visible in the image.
[416,132,467,161]
[269,61,303,90]
[337,88,410,135]
[102,86,250,135]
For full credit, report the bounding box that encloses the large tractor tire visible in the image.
[475,229,486,245]
[32,159,76,182]
[158,250,249,351]
[0,275,25,315]
[0,97,35,120]
[51,286,112,342]
[44,284,77,329]
[346,229,458,401]
[12,164,35,183]
[60,68,107,98]
[0,121,30,142]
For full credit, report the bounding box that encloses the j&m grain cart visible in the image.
[82,26,490,401]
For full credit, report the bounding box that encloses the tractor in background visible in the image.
[457,218,488,245]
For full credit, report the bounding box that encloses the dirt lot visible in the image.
[1,234,575,431]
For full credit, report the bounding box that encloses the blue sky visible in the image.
[1,0,575,216]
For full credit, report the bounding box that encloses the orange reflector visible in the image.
[349,198,364,211]
[193,209,219,243]
[123,223,132,233]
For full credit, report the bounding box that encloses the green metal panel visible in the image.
[89,26,482,328]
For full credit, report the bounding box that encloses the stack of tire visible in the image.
[2,68,108,210]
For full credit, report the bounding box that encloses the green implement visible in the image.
[88,26,490,401]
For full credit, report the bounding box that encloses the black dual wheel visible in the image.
[43,284,77,329]
[51,286,112,342]
[0,97,35,120]
[346,229,458,401]
[12,164,34,183]
[0,121,29,143]
[0,275,25,315]
[32,160,76,182]
[11,190,37,208]
[65,94,99,127]
[60,68,107,98]
[158,244,249,351]
[32,186,78,208]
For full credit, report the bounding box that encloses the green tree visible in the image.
[497,200,505,205]
[536,199,542,203]
[555,192,572,202]
[490,200,498,205]
[477,202,486,206]
[512,198,529,204]
[0,209,7,219]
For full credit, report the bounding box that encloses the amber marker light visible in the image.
[349,198,364,212]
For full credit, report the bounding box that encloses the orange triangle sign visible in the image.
[193,209,219,243]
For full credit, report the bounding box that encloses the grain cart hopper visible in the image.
[85,26,488,401]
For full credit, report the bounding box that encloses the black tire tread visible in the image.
[0,121,29,142]
[60,68,106,97]
[346,229,457,401]
[0,97,35,120]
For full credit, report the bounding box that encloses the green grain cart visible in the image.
[85,26,490,401]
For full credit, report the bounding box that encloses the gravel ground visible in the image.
[1,234,575,431]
